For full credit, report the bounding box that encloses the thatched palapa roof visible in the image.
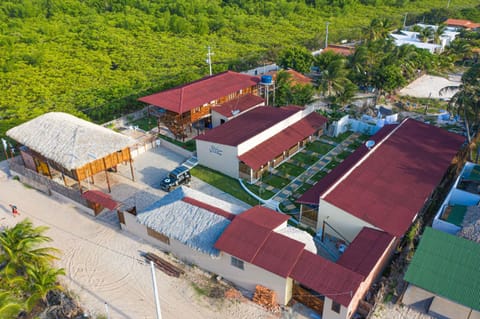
[7,112,135,170]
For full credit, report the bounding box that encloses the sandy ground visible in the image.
[398,74,461,99]
[0,173,282,319]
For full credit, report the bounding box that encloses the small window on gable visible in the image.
[331,301,341,314]
[231,256,244,270]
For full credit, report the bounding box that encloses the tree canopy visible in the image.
[1,0,478,136]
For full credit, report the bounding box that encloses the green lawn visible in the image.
[244,183,275,200]
[306,141,334,155]
[292,152,319,166]
[325,160,340,170]
[321,131,352,143]
[310,170,327,183]
[276,162,306,177]
[128,116,158,132]
[190,165,257,206]
[158,135,196,152]
[263,174,291,189]
[296,183,313,194]
[336,150,352,160]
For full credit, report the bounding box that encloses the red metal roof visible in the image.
[337,228,394,277]
[266,69,313,86]
[251,232,305,277]
[138,71,260,114]
[195,106,301,146]
[290,250,364,307]
[299,118,464,237]
[239,112,327,170]
[182,197,236,221]
[81,190,119,210]
[237,205,290,229]
[214,206,304,277]
[211,94,264,118]
[214,206,291,262]
[298,124,396,205]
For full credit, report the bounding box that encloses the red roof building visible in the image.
[195,106,327,183]
[298,118,464,241]
[444,18,480,30]
[323,44,356,56]
[210,94,265,127]
[138,71,260,139]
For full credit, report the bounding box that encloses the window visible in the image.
[331,301,341,314]
[231,256,244,270]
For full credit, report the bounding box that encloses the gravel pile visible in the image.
[456,206,480,243]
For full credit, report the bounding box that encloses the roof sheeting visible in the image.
[6,112,135,170]
[137,187,245,256]
[195,106,301,146]
[138,71,260,114]
[290,250,364,307]
[211,94,264,118]
[238,112,327,170]
[299,118,464,237]
[404,227,480,311]
[337,228,394,277]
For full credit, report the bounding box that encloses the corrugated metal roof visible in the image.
[337,227,394,277]
[298,118,464,237]
[211,94,264,117]
[81,190,119,210]
[237,205,290,229]
[195,106,301,146]
[251,232,305,277]
[290,250,364,307]
[238,112,327,170]
[404,227,480,311]
[138,71,260,114]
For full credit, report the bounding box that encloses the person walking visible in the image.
[9,204,19,217]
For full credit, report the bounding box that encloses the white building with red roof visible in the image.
[297,118,464,242]
[444,18,480,31]
[195,105,327,183]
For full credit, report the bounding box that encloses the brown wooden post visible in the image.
[62,173,68,186]
[89,163,95,185]
[129,159,135,181]
[103,158,111,193]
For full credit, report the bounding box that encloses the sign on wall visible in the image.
[209,144,223,156]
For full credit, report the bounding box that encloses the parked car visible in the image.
[160,166,191,192]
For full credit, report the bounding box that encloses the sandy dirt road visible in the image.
[0,169,278,319]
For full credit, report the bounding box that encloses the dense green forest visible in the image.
[1,0,479,135]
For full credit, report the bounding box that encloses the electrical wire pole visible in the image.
[206,46,214,76]
[150,261,163,319]
[325,22,330,49]
[403,13,408,28]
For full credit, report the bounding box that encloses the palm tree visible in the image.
[367,18,394,42]
[0,290,22,318]
[317,58,349,97]
[25,265,65,310]
[433,24,446,44]
[418,27,434,43]
[0,219,60,279]
[440,64,480,157]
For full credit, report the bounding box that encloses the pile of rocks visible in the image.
[457,206,480,243]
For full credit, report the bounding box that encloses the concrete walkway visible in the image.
[255,133,361,219]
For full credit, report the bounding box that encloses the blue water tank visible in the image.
[261,75,272,84]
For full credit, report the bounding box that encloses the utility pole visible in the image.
[206,46,214,76]
[150,261,163,319]
[403,13,408,28]
[447,0,451,8]
[325,22,330,49]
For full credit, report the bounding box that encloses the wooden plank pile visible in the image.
[144,252,184,278]
[252,285,278,311]
[292,284,324,314]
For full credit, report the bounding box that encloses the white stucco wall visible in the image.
[121,213,291,305]
[323,298,350,319]
[196,140,239,178]
[211,111,229,128]
[316,200,377,243]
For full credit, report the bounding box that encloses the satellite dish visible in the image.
[365,140,375,149]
